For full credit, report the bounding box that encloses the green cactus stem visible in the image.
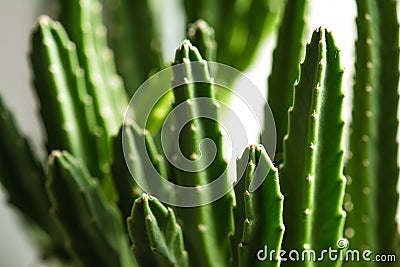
[344,0,380,256]
[102,0,164,135]
[30,15,116,200]
[280,29,324,260]
[111,120,169,219]
[187,19,217,62]
[46,150,136,267]
[280,28,345,267]
[232,144,284,267]
[102,0,163,96]
[345,1,400,264]
[264,0,307,164]
[59,0,128,137]
[184,0,282,70]
[111,125,143,220]
[127,194,189,267]
[31,16,94,170]
[170,40,234,266]
[310,31,346,267]
[0,96,70,261]
[374,0,399,258]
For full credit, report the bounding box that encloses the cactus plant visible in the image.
[344,1,399,266]
[0,0,399,266]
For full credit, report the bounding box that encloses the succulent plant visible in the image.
[0,0,399,266]
[344,0,399,264]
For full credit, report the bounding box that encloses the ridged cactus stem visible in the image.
[111,124,143,220]
[60,0,130,200]
[232,145,284,267]
[127,194,189,267]
[113,119,169,214]
[265,0,307,164]
[0,96,71,261]
[237,0,281,69]
[170,40,234,266]
[187,19,217,62]
[345,3,400,263]
[280,28,345,267]
[59,0,127,137]
[184,0,233,64]
[344,0,379,256]
[30,16,116,200]
[310,32,346,267]
[280,29,324,262]
[46,150,136,267]
[184,0,282,70]
[31,16,99,178]
[374,0,400,259]
[102,0,163,96]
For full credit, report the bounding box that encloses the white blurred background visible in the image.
[0,0,396,266]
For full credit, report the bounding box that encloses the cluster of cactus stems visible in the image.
[0,0,399,266]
